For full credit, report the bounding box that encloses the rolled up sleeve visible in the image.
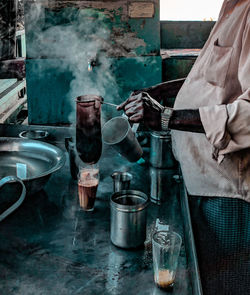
[199,14,250,159]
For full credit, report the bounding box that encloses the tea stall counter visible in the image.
[0,124,201,295]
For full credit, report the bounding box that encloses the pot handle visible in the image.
[121,113,139,133]
[0,176,26,222]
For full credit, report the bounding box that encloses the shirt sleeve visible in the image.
[199,12,250,159]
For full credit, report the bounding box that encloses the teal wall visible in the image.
[26,56,161,124]
[161,21,215,49]
[160,21,215,81]
[24,2,161,124]
[162,57,196,81]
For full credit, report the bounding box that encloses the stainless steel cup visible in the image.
[102,117,143,162]
[150,167,175,205]
[149,131,175,169]
[110,190,149,248]
[111,171,132,193]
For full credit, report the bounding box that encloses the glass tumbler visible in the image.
[78,164,99,211]
[76,95,103,164]
[152,231,182,290]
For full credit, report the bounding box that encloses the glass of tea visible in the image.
[76,95,103,164]
[78,164,99,211]
[152,231,182,291]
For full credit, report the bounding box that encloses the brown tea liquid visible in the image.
[155,270,175,290]
[76,127,102,164]
[78,170,99,211]
[76,95,103,164]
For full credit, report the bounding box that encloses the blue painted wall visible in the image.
[24,1,161,124]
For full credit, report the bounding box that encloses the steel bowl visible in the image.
[0,137,66,194]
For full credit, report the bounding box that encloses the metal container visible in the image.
[150,167,175,205]
[65,137,79,180]
[102,117,143,162]
[0,137,66,194]
[149,131,175,169]
[111,171,132,193]
[76,95,103,164]
[19,130,49,141]
[110,190,149,248]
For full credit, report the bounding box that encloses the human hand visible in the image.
[117,93,161,130]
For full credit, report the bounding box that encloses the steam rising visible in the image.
[25,2,120,122]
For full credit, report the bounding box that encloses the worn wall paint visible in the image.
[24,0,161,124]
[25,1,160,58]
[128,2,155,18]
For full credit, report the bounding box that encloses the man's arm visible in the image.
[118,96,205,134]
[169,109,205,133]
[133,78,186,102]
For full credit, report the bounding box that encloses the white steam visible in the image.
[25,2,120,122]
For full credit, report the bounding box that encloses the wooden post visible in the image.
[0,0,18,60]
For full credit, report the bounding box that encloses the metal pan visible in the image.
[0,137,66,194]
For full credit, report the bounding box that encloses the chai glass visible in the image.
[78,164,99,211]
[76,95,103,164]
[152,231,182,290]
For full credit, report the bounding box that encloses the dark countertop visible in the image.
[0,125,200,295]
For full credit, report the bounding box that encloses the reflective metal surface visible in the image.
[0,137,66,194]
[110,190,149,248]
[111,171,133,193]
[102,117,143,162]
[149,131,175,169]
[19,130,49,140]
[0,125,201,295]
[150,168,175,205]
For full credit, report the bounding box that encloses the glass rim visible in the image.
[79,163,99,169]
[78,166,100,181]
[152,230,182,247]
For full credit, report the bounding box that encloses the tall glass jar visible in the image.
[76,95,103,164]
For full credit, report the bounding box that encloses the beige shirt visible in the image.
[172,0,250,201]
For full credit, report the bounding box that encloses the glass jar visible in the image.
[76,95,103,164]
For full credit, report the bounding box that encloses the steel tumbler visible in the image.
[110,190,149,248]
[149,131,175,169]
[111,171,132,193]
[102,117,143,162]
